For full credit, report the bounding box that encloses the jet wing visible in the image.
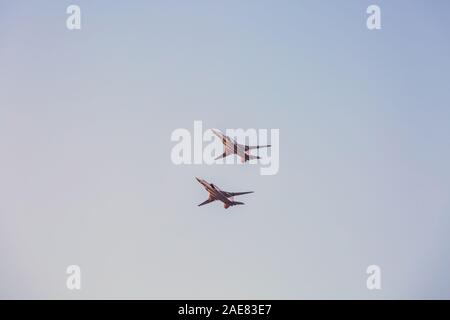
[214,152,227,160]
[245,144,271,151]
[223,191,254,197]
[198,198,215,206]
[214,149,233,160]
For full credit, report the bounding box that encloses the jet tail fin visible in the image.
[242,154,260,163]
[224,201,244,209]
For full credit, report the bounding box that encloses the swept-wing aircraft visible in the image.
[211,129,271,163]
[196,177,253,209]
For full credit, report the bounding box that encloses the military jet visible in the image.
[211,129,271,163]
[196,177,253,209]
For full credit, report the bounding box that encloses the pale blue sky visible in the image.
[1,0,449,299]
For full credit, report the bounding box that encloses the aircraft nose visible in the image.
[195,177,202,183]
